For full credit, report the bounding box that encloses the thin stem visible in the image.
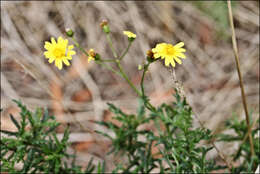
[140,63,150,96]
[95,61,122,77]
[106,34,118,58]
[99,59,116,62]
[71,37,89,57]
[116,61,142,97]
[119,41,132,60]
[139,62,156,111]
[227,0,255,156]
[71,37,122,78]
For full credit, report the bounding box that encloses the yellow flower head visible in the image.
[152,42,186,67]
[44,36,75,70]
[123,31,136,39]
[88,49,96,62]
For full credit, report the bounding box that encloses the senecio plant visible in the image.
[1,20,259,173]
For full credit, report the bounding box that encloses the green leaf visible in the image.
[41,108,49,123]
[10,114,21,129]
[0,129,18,136]
[85,157,95,173]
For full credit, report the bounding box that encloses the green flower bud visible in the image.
[103,25,110,34]
[95,53,101,61]
[66,28,74,37]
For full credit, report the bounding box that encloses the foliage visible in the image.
[0,100,102,173]
[217,115,260,173]
[96,91,223,173]
[1,94,258,173]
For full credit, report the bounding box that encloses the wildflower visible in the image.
[152,42,186,67]
[123,31,136,41]
[88,49,96,62]
[44,36,76,70]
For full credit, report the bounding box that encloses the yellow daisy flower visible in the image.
[44,36,75,70]
[123,31,136,39]
[152,42,186,67]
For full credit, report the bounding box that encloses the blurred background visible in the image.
[1,1,259,170]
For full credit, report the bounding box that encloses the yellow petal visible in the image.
[55,60,62,70]
[48,57,55,63]
[174,56,182,64]
[67,56,72,60]
[165,58,170,66]
[44,51,52,58]
[58,36,64,44]
[154,53,161,59]
[68,45,74,50]
[176,52,186,59]
[44,42,52,50]
[170,60,176,67]
[63,58,70,66]
[68,50,76,56]
[123,31,136,38]
[177,48,186,52]
[88,56,95,62]
[174,42,184,48]
[51,37,56,45]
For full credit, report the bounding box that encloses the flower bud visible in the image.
[89,49,96,57]
[103,25,110,34]
[100,20,110,34]
[100,20,108,28]
[146,50,154,58]
[146,50,156,63]
[66,28,74,37]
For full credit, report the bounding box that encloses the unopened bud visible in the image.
[103,25,110,34]
[146,50,154,58]
[100,20,108,28]
[146,49,156,63]
[89,49,96,57]
[100,20,110,34]
[66,28,74,37]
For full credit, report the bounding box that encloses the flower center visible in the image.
[165,45,175,56]
[53,48,65,58]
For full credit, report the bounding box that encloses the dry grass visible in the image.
[1,1,259,171]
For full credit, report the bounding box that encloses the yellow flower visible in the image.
[123,31,136,39]
[152,42,186,67]
[88,49,96,62]
[44,36,75,70]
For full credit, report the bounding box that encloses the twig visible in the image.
[227,0,255,156]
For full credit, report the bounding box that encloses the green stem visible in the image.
[106,34,118,58]
[140,63,150,96]
[116,61,142,97]
[99,59,116,62]
[71,37,89,57]
[96,61,122,77]
[119,41,132,60]
[140,62,156,111]
[71,37,122,78]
